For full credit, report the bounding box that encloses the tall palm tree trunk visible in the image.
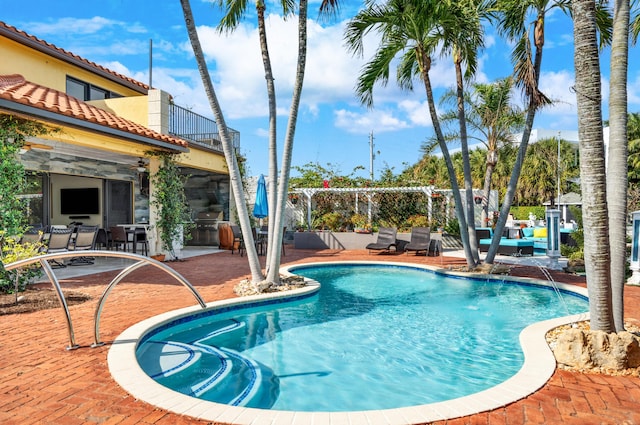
[180,0,264,283]
[266,0,308,282]
[256,1,278,264]
[482,159,496,224]
[572,0,615,333]
[608,0,630,332]
[455,58,479,264]
[485,107,536,264]
[418,53,475,268]
[485,10,548,265]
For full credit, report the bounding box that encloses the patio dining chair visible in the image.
[69,225,98,266]
[44,227,73,268]
[230,224,242,254]
[109,226,130,252]
[239,227,265,257]
[132,227,149,256]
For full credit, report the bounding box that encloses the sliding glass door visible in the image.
[104,180,132,228]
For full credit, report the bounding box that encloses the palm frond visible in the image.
[594,0,613,48]
[632,0,640,43]
[216,0,250,33]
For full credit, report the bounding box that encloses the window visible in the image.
[66,78,86,100]
[65,76,121,101]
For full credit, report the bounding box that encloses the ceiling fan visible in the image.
[132,157,149,173]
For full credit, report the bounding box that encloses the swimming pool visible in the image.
[109,261,590,424]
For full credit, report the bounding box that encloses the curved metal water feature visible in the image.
[3,250,207,350]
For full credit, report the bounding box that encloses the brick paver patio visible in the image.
[1,248,639,424]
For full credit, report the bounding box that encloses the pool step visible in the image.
[139,319,263,406]
[137,340,202,379]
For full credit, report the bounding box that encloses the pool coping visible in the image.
[108,260,590,425]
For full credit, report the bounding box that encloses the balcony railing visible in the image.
[169,103,240,153]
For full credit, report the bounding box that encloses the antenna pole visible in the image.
[369,131,374,180]
[149,39,153,88]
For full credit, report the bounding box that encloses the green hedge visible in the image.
[509,206,547,221]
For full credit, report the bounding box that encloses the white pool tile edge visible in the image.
[108,260,589,425]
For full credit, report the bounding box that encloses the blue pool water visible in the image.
[136,264,588,412]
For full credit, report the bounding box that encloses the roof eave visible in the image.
[0,26,148,95]
[0,99,188,153]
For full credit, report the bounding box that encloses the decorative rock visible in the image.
[554,328,593,369]
[553,328,640,370]
[234,276,307,297]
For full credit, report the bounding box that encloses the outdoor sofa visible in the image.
[477,227,534,256]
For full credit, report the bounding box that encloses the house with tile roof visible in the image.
[0,21,237,255]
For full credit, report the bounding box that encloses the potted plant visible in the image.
[350,214,372,234]
[149,152,194,260]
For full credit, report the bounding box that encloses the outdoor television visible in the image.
[60,187,100,215]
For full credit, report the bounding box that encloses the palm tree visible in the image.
[440,0,491,264]
[572,0,615,333]
[484,0,555,263]
[439,77,525,226]
[486,0,612,265]
[632,0,640,42]
[345,0,480,268]
[608,0,631,332]
[629,112,640,141]
[215,0,293,267]
[179,0,264,284]
[265,0,309,282]
[517,138,579,205]
[214,0,339,285]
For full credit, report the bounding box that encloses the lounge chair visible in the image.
[405,227,431,255]
[366,227,398,254]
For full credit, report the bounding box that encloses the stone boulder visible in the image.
[553,328,640,370]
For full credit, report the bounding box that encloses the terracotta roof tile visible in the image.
[0,74,187,149]
[0,21,149,93]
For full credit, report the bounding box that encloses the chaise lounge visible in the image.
[366,227,398,254]
[404,227,431,255]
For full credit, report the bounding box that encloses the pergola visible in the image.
[288,186,453,230]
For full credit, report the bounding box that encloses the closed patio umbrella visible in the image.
[253,174,268,223]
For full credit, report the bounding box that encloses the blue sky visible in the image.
[4,1,639,179]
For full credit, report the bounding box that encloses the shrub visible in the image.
[443,218,461,236]
[509,206,546,221]
[0,230,45,295]
[320,212,344,231]
[405,215,431,229]
[350,213,369,229]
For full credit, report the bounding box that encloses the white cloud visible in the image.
[397,100,432,127]
[628,71,640,107]
[26,16,146,36]
[188,15,372,118]
[334,109,410,134]
[539,69,578,116]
